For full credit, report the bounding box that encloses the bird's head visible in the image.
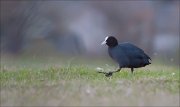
[101,36,118,47]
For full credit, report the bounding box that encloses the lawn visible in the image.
[0,56,179,106]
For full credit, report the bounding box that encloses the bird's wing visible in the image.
[119,43,144,52]
[119,43,151,60]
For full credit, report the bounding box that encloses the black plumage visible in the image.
[101,36,151,77]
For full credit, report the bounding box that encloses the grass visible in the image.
[0,56,179,106]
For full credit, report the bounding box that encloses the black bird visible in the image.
[100,36,151,77]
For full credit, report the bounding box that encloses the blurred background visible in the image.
[0,0,179,65]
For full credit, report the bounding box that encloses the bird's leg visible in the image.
[115,68,121,73]
[131,68,134,73]
[105,72,113,77]
[97,71,107,75]
[105,68,121,77]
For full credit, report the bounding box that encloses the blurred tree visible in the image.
[1,1,38,54]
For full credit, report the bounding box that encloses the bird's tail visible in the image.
[144,54,151,65]
[147,58,151,65]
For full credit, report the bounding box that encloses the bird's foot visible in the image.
[105,72,113,77]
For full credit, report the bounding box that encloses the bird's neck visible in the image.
[108,44,118,48]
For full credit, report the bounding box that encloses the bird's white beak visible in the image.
[101,41,106,45]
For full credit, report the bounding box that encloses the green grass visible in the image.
[0,56,179,106]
